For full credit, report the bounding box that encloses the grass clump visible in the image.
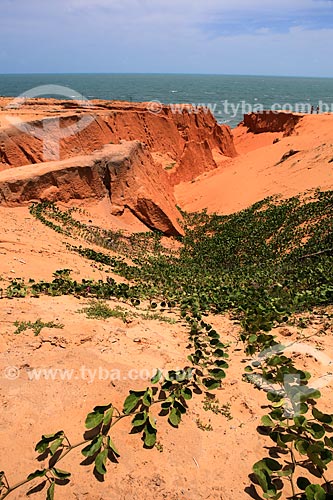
[79,300,132,323]
[203,396,233,420]
[14,319,64,336]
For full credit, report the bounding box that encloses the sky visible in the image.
[1,0,333,76]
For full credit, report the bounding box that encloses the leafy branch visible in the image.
[0,318,229,499]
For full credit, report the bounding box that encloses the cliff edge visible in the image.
[0,98,237,234]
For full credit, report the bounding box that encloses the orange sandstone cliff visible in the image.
[176,110,333,214]
[0,98,236,235]
[0,99,236,176]
[241,110,304,136]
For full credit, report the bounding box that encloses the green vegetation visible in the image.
[246,346,333,499]
[195,418,213,431]
[1,189,333,499]
[0,316,228,500]
[154,440,164,452]
[203,396,233,420]
[13,319,64,336]
[164,162,176,170]
[140,311,177,324]
[29,190,333,336]
[79,300,132,323]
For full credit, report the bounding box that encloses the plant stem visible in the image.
[0,477,34,500]
[0,398,175,500]
[288,441,297,499]
[322,473,332,493]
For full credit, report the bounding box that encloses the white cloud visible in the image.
[1,0,333,74]
[20,0,325,17]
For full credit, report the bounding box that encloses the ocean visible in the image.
[0,73,333,128]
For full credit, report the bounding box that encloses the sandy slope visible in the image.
[175,115,333,214]
[1,205,333,500]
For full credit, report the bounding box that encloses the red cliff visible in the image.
[0,98,237,235]
[0,100,236,182]
[242,110,304,136]
[0,141,183,236]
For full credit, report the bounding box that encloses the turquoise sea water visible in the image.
[0,73,333,127]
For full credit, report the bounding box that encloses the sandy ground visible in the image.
[0,205,333,500]
[175,115,333,214]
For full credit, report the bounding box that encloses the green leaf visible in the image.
[306,389,321,400]
[103,408,114,427]
[106,436,120,457]
[267,355,283,367]
[174,400,187,414]
[46,482,55,500]
[168,408,181,427]
[93,404,112,414]
[148,413,157,430]
[307,422,325,439]
[27,470,47,481]
[49,438,64,456]
[123,391,144,414]
[320,448,333,465]
[253,458,282,474]
[144,424,157,447]
[276,468,293,477]
[279,433,296,444]
[263,492,282,500]
[294,415,307,427]
[52,468,71,479]
[35,431,64,453]
[253,462,282,498]
[261,415,275,427]
[151,369,163,384]
[208,331,220,339]
[214,360,229,369]
[85,411,104,430]
[304,484,327,500]
[296,369,311,381]
[81,435,103,457]
[253,469,270,493]
[95,449,108,475]
[132,412,147,427]
[298,402,309,415]
[202,378,220,390]
[35,440,49,454]
[212,341,226,349]
[208,368,226,380]
[324,436,333,449]
[41,431,63,442]
[267,392,283,403]
[269,408,284,421]
[297,477,311,490]
[269,432,287,449]
[307,444,327,468]
[212,348,226,358]
[143,388,153,407]
[181,387,192,400]
[161,396,174,409]
[312,407,333,424]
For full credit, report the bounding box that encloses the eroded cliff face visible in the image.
[0,100,236,183]
[242,111,304,136]
[0,99,237,235]
[0,141,183,236]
